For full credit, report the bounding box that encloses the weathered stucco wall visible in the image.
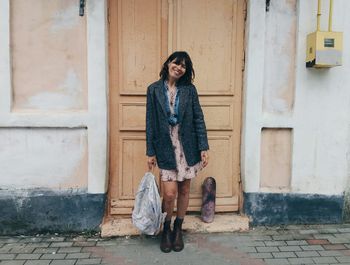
[0,128,88,189]
[243,0,350,223]
[11,0,88,111]
[0,0,108,233]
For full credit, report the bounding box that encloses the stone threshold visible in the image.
[101,214,250,237]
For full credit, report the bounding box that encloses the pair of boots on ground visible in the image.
[160,217,184,253]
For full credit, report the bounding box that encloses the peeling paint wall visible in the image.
[243,0,350,197]
[11,0,87,111]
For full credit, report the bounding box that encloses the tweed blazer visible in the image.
[146,79,209,170]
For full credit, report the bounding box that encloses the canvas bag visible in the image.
[132,172,166,235]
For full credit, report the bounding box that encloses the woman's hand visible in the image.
[147,156,157,171]
[201,151,209,168]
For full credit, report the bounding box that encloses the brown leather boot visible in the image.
[160,220,172,253]
[172,217,184,252]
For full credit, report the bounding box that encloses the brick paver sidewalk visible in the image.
[2,224,350,265]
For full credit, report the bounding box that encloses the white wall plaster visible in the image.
[243,0,350,196]
[0,0,108,194]
[25,69,83,110]
[0,0,11,114]
[86,0,108,193]
[241,0,266,192]
[51,3,79,32]
[291,0,350,195]
[0,128,87,189]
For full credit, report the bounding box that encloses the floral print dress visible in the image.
[159,86,203,182]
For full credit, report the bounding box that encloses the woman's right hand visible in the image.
[147,156,157,171]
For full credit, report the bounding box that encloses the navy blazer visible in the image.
[146,79,209,170]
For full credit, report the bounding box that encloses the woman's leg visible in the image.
[176,179,191,218]
[160,180,178,253]
[172,179,191,252]
[162,181,178,220]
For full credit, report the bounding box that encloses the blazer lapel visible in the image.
[177,85,189,124]
[154,80,168,117]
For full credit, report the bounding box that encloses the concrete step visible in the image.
[101,214,250,237]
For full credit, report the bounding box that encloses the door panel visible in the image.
[109,0,245,215]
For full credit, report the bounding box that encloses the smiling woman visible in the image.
[146,51,209,253]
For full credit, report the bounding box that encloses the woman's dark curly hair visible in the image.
[159,51,195,85]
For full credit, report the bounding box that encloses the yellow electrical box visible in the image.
[306,31,343,68]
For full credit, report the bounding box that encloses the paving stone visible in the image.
[313,233,336,239]
[239,241,265,247]
[249,252,273,259]
[2,244,25,250]
[256,246,279,252]
[306,239,329,245]
[0,254,16,260]
[337,256,350,262]
[50,260,77,265]
[24,261,50,265]
[286,240,308,246]
[95,242,117,247]
[236,246,257,253]
[323,244,347,250]
[339,249,350,256]
[0,261,25,265]
[43,237,65,243]
[0,246,12,254]
[318,228,339,234]
[72,237,87,242]
[264,258,290,264]
[86,238,103,242]
[279,246,302,252]
[26,243,50,248]
[338,228,350,233]
[328,237,350,244]
[272,235,296,241]
[264,241,287,247]
[18,238,42,244]
[312,256,338,264]
[0,239,20,244]
[33,247,59,254]
[15,254,41,260]
[295,251,320,257]
[317,250,342,256]
[57,247,82,253]
[272,252,296,258]
[50,242,73,248]
[66,253,91,259]
[76,258,102,265]
[40,253,66,260]
[288,257,315,264]
[9,247,35,254]
[300,245,324,251]
[299,230,318,235]
[73,242,97,247]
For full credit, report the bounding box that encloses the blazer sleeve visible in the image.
[191,85,209,151]
[146,86,156,156]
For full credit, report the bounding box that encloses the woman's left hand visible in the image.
[201,151,209,168]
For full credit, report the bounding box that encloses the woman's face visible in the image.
[167,59,186,81]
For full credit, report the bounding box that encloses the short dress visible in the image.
[159,86,203,182]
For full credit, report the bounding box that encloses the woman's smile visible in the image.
[168,59,186,80]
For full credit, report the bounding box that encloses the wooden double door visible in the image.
[108,0,245,215]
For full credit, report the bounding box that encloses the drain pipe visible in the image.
[317,0,321,31]
[328,0,333,31]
